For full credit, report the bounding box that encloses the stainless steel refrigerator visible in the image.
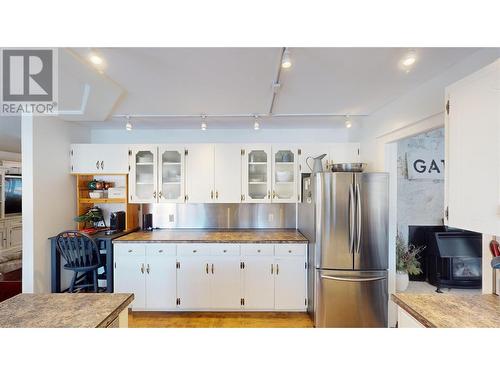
[299,172,389,327]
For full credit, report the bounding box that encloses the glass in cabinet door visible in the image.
[247,150,269,200]
[161,150,182,200]
[134,150,155,199]
[274,150,295,199]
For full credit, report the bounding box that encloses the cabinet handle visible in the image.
[153,191,156,199]
[101,160,104,170]
[146,264,150,274]
[272,190,276,199]
[206,263,209,274]
[158,191,162,199]
[211,263,214,274]
[271,264,274,274]
[211,190,214,199]
[215,191,219,199]
[267,190,271,199]
[96,161,100,170]
[140,264,145,274]
[276,264,279,275]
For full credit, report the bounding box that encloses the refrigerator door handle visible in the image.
[355,183,362,254]
[348,183,355,254]
[320,275,386,283]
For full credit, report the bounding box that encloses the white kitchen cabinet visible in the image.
[158,145,186,203]
[242,145,272,203]
[7,219,22,248]
[70,144,128,174]
[145,244,177,310]
[241,244,275,310]
[445,60,500,235]
[210,255,242,309]
[272,146,299,203]
[329,143,360,164]
[129,146,158,203]
[176,255,211,309]
[274,244,307,310]
[185,144,215,203]
[397,307,425,328]
[213,144,242,203]
[114,244,146,310]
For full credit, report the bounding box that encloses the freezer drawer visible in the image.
[315,270,387,328]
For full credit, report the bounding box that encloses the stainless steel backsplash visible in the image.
[142,203,297,229]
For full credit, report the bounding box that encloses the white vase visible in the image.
[396,271,409,292]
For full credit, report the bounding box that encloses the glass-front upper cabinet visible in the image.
[272,147,298,203]
[243,145,272,203]
[129,146,158,203]
[158,146,185,203]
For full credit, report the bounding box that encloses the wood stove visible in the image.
[427,231,482,292]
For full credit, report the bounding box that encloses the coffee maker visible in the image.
[110,211,126,232]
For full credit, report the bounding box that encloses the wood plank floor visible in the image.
[128,311,313,328]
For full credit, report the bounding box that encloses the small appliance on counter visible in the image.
[109,211,126,233]
[142,213,153,231]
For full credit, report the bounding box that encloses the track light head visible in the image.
[125,116,132,131]
[281,48,292,69]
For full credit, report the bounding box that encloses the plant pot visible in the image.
[396,271,410,292]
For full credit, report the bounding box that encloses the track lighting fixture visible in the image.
[125,116,132,131]
[345,116,352,128]
[254,116,260,130]
[281,48,292,69]
[201,116,207,131]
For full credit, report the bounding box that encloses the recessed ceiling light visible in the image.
[125,116,132,131]
[254,116,260,130]
[345,116,352,128]
[201,116,207,131]
[281,48,292,69]
[89,54,103,66]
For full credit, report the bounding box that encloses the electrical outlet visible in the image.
[169,214,175,223]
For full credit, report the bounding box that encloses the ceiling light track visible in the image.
[113,113,368,119]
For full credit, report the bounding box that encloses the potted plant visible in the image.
[396,233,424,292]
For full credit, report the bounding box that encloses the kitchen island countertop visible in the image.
[392,293,500,328]
[0,293,133,328]
[113,229,308,243]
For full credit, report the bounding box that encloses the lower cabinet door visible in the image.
[145,248,177,310]
[210,257,242,309]
[177,257,211,309]
[242,256,275,310]
[275,257,307,310]
[114,248,146,310]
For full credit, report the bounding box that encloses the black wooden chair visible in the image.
[55,231,103,293]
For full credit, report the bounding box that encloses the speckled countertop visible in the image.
[113,229,308,243]
[392,293,500,328]
[0,293,133,328]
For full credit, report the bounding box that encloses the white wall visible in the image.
[359,48,500,172]
[22,115,90,293]
[0,151,21,162]
[90,127,350,144]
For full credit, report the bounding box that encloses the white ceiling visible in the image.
[70,47,481,129]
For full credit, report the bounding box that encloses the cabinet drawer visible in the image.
[211,244,240,256]
[114,243,145,256]
[145,244,176,256]
[177,243,211,256]
[241,244,274,256]
[275,244,306,257]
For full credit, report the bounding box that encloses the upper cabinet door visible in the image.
[214,144,242,203]
[445,60,500,235]
[329,143,360,165]
[71,144,128,174]
[158,146,186,203]
[272,147,299,203]
[129,146,158,204]
[186,144,215,203]
[242,145,272,203]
